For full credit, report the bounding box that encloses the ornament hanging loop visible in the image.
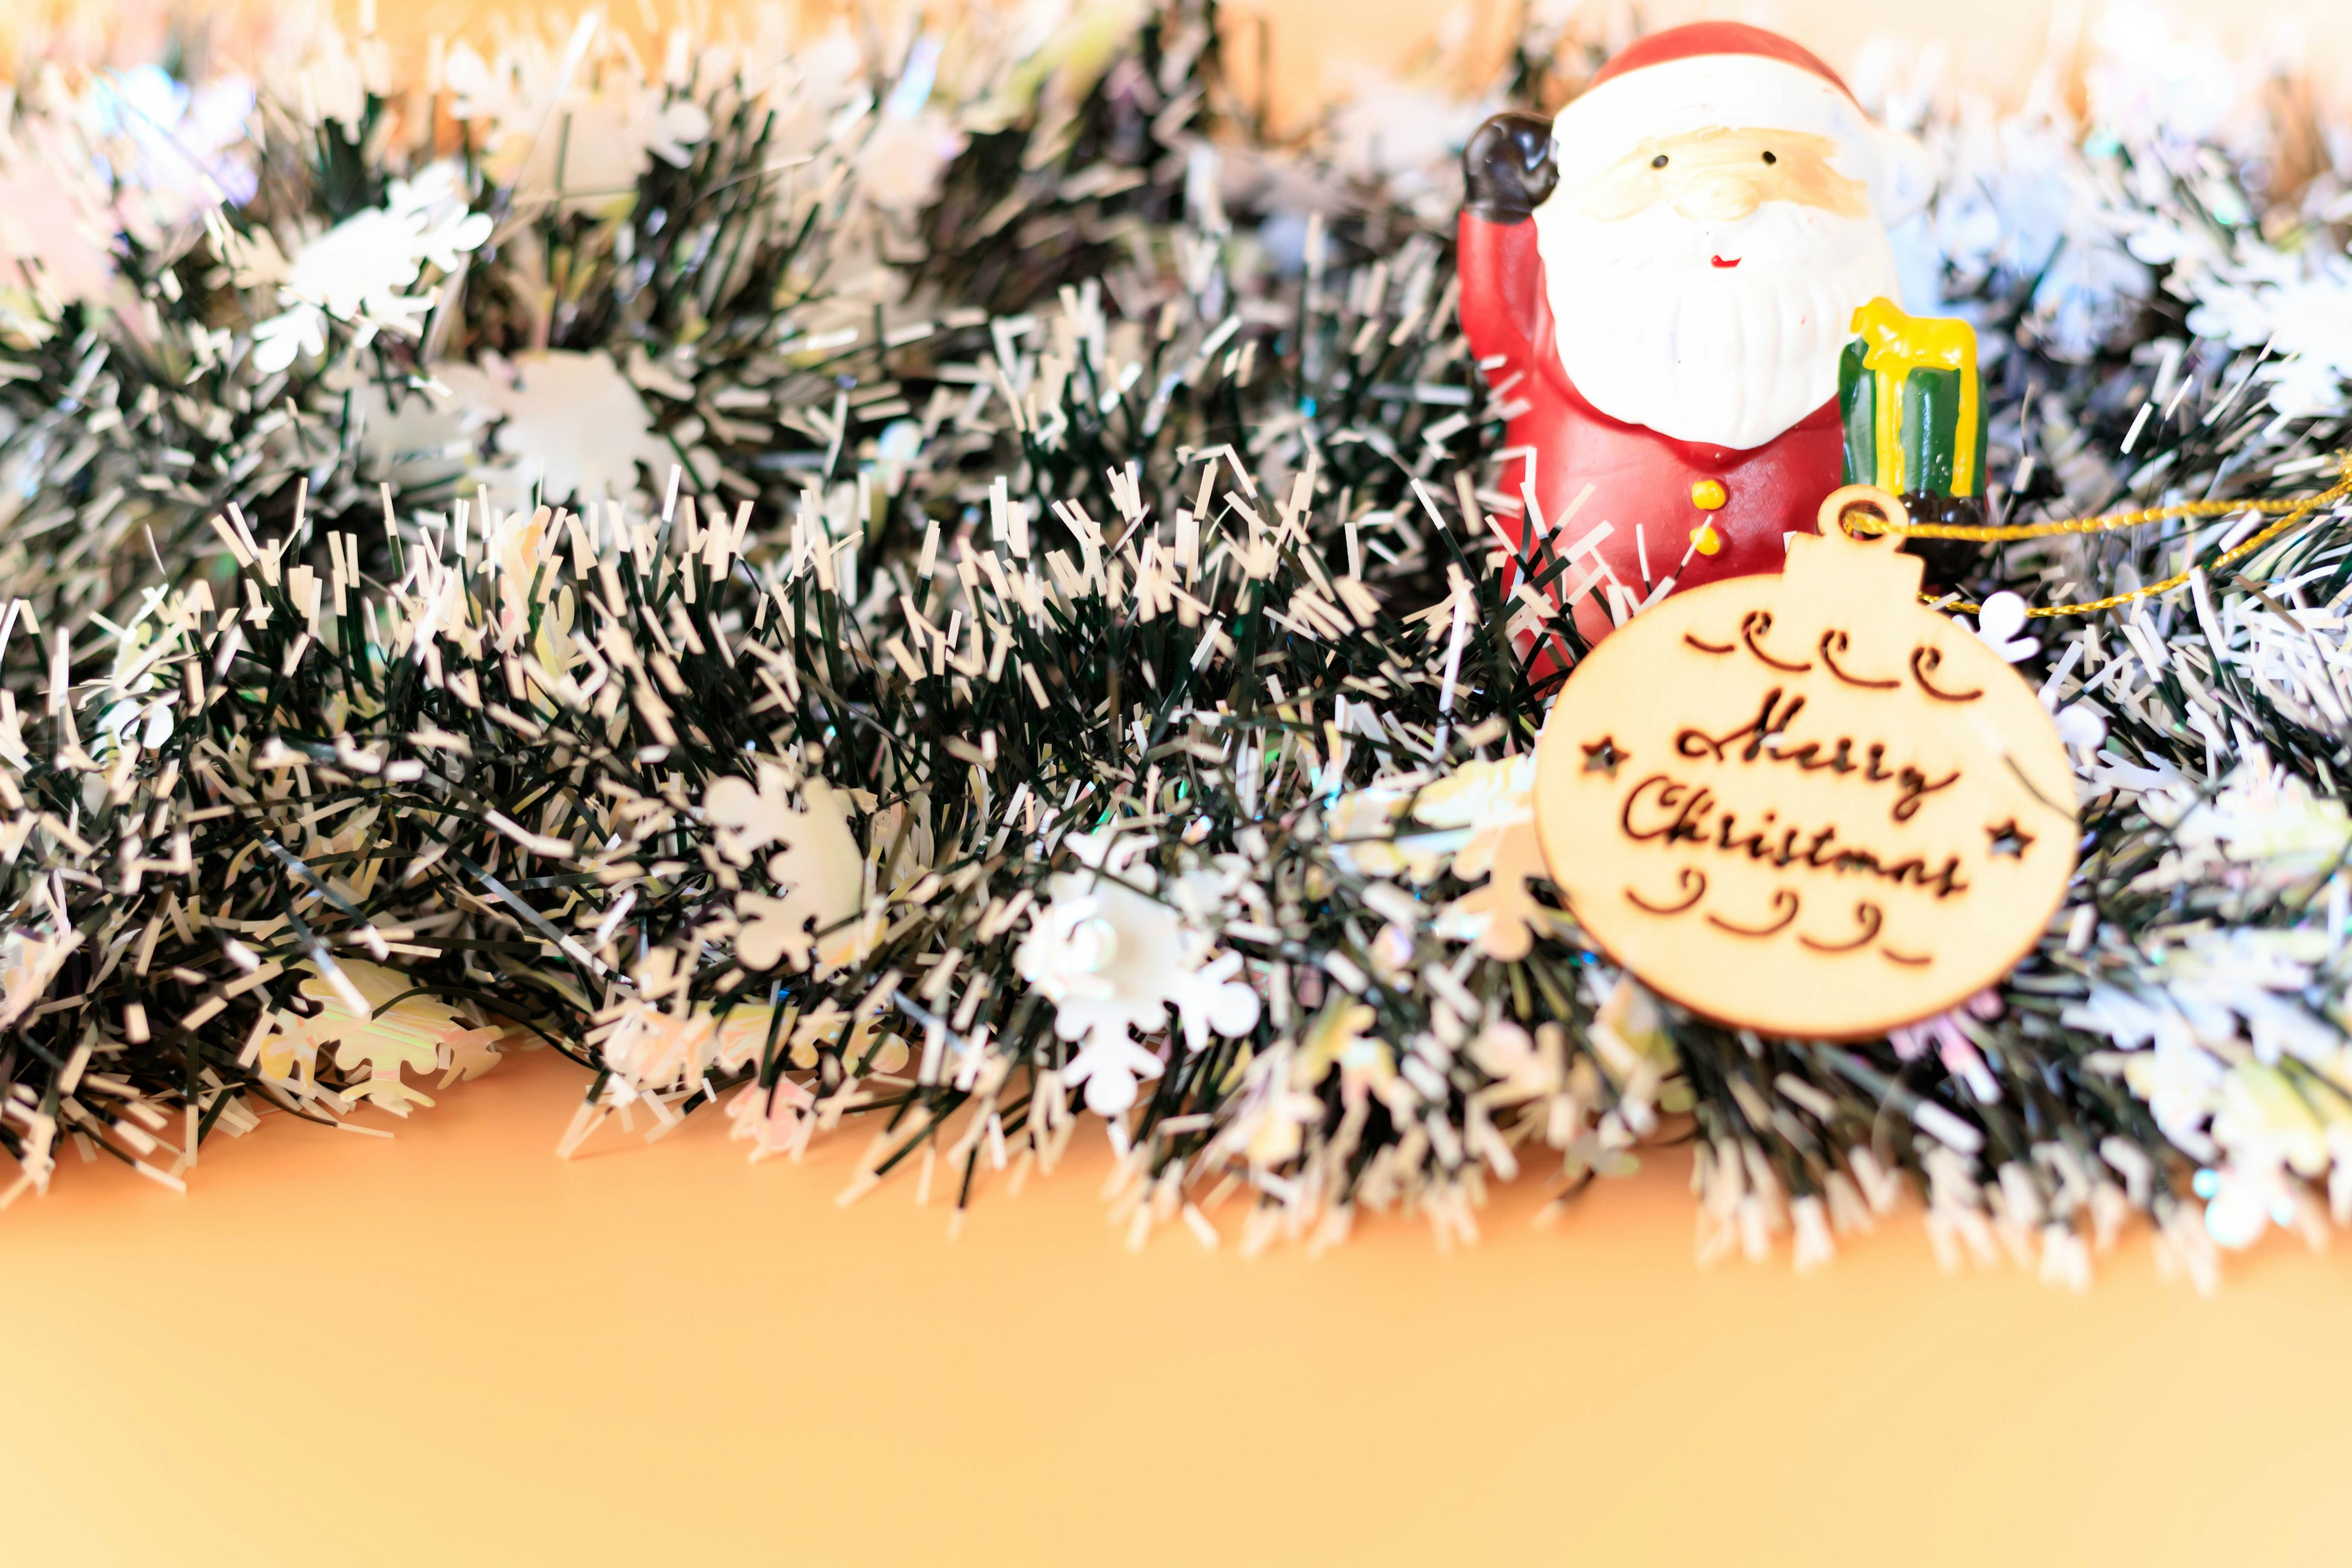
[1818,483,1909,547]
[1828,451,2352,619]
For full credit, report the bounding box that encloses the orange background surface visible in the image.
[10,1045,2352,1567]
[12,4,2352,1564]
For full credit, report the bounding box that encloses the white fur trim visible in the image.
[1547,55,1920,224]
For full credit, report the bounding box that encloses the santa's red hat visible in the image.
[1548,23,1931,224]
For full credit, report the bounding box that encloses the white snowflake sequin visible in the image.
[855,107,967,214]
[706,764,872,974]
[249,162,492,372]
[266,960,502,1114]
[478,349,675,507]
[1014,831,1259,1115]
[443,32,710,217]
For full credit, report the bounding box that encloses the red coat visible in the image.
[1457,211,1844,636]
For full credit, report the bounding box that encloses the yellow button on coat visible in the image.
[1691,478,1729,510]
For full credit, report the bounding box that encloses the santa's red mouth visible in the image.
[1711,255,1741,269]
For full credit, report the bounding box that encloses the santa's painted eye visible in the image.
[1762,150,1778,165]
[1651,154,1668,169]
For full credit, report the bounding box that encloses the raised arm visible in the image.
[1457,112,1557,372]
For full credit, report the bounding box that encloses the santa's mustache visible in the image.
[1534,203,1900,452]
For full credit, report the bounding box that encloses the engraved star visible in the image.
[1582,736,1626,777]
[1986,819,2033,858]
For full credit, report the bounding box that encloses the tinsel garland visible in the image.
[1,0,2350,1283]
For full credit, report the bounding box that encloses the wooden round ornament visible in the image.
[1531,486,2077,1039]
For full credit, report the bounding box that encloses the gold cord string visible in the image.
[1839,454,2352,617]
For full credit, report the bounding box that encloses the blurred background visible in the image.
[7,0,2346,125]
[1251,0,2348,126]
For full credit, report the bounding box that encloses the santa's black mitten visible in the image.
[1464,112,1558,223]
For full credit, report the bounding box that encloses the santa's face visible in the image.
[1532,126,1899,451]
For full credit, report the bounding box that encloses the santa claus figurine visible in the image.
[1461,23,1967,644]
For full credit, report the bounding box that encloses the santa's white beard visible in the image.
[1531,200,1900,451]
